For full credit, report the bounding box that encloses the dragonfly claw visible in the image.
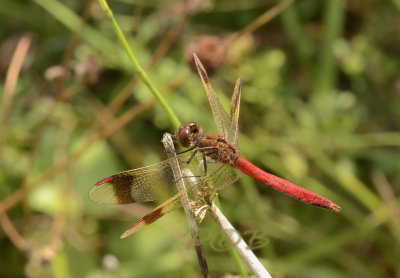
[194,204,209,222]
[190,189,217,222]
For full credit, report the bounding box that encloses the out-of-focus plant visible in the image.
[0,0,399,277]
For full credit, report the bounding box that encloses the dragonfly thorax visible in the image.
[176,122,239,165]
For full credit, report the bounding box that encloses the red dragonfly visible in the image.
[90,54,340,238]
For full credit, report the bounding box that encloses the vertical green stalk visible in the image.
[97,0,180,129]
[281,4,313,69]
[312,0,345,96]
[392,0,400,10]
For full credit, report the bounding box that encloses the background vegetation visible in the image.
[1,0,399,277]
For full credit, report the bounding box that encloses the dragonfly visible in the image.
[89,54,340,238]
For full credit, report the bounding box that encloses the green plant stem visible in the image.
[97,0,180,129]
[393,0,400,9]
[281,4,312,69]
[313,0,345,96]
[34,0,114,56]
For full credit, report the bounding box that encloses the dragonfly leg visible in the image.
[177,153,208,182]
[195,153,220,176]
[174,151,208,182]
[176,143,199,155]
[193,154,208,176]
[178,150,199,165]
[165,137,200,157]
[174,160,205,186]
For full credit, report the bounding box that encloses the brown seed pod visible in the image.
[185,35,227,75]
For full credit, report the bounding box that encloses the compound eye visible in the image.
[176,123,192,147]
[189,122,200,134]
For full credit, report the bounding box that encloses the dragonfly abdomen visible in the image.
[234,157,341,212]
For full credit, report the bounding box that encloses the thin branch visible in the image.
[101,73,188,139]
[181,169,271,278]
[97,0,180,128]
[162,133,209,278]
[0,35,32,141]
[0,213,29,251]
[147,15,186,71]
[225,0,294,47]
[371,169,400,245]
[209,205,271,278]
[90,15,188,134]
[0,72,186,215]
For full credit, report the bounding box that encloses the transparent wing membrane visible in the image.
[193,54,241,144]
[193,54,232,139]
[89,149,241,235]
[229,78,242,145]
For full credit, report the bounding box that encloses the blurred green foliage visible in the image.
[1,0,400,277]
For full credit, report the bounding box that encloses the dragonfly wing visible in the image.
[89,151,207,205]
[119,163,242,237]
[89,159,177,205]
[119,158,225,238]
[119,161,229,239]
[202,161,242,191]
[229,78,242,145]
[120,190,185,238]
[193,54,231,139]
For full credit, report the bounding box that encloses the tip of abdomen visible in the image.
[330,203,341,212]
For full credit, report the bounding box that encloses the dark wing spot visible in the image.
[143,207,164,225]
[110,174,135,204]
[199,67,209,83]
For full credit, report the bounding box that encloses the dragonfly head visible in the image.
[176,122,201,147]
